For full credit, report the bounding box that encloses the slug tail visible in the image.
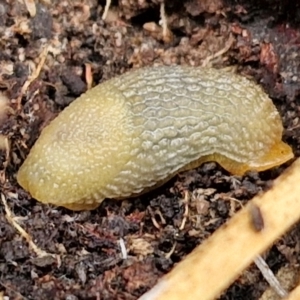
[248,141,294,173]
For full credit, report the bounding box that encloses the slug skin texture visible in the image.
[17,66,294,210]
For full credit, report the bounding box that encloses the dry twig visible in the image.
[201,34,235,67]
[23,0,36,17]
[1,193,53,258]
[254,255,287,298]
[139,158,300,300]
[15,45,49,110]
[287,284,300,300]
[102,0,111,20]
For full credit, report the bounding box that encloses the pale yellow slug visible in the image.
[17,66,294,210]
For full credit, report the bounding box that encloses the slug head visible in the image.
[17,83,134,210]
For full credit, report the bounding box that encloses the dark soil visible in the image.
[1,0,300,299]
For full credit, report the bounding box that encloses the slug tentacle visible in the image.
[17,66,294,210]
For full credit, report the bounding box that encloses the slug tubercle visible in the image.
[17,66,294,210]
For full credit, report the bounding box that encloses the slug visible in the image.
[17,65,294,210]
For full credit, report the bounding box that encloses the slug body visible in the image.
[17,66,293,210]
